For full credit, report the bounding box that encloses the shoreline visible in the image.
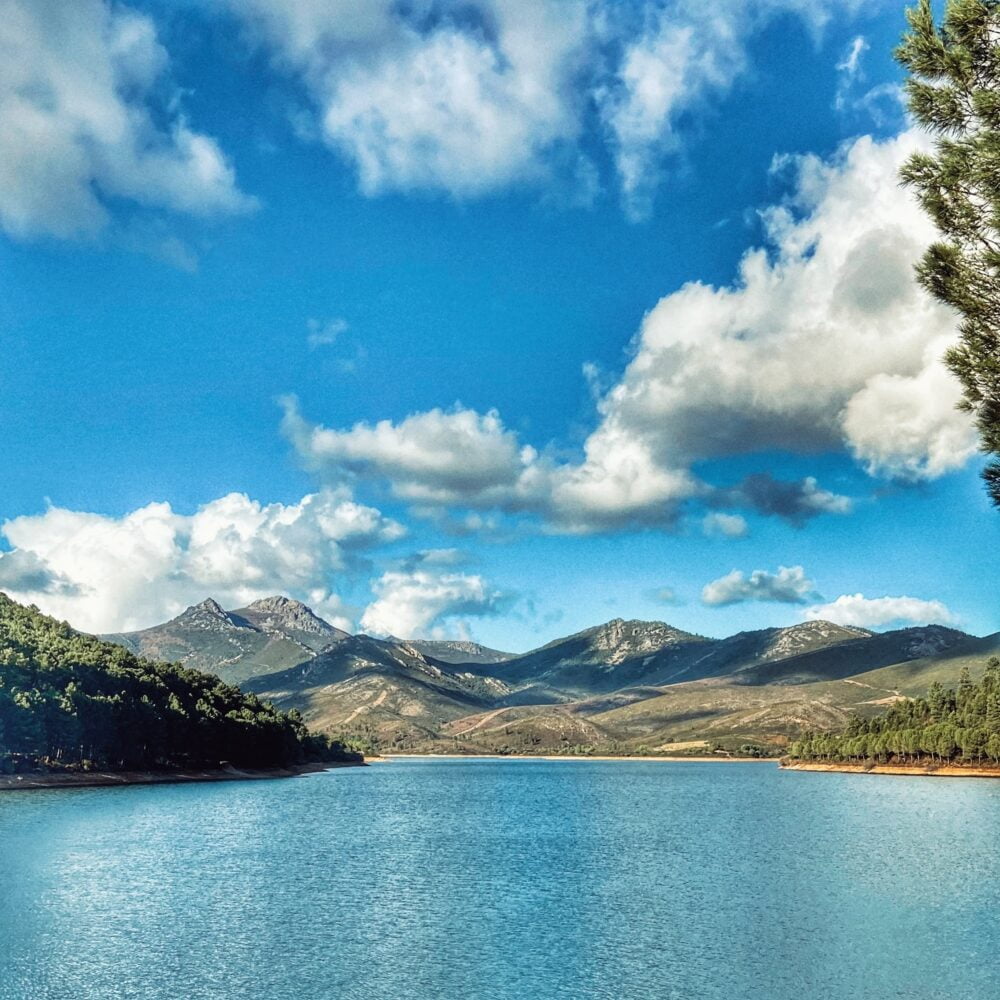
[781,760,1000,779]
[0,760,365,792]
[378,753,777,763]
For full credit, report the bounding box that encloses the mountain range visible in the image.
[104,598,1000,755]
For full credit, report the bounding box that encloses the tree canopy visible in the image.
[788,656,1000,765]
[0,594,360,773]
[897,0,1000,505]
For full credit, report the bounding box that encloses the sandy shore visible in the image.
[0,760,365,792]
[379,753,777,763]
[781,761,1000,779]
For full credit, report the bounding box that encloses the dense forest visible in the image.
[0,595,360,774]
[788,657,1000,765]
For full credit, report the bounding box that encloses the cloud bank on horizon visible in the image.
[0,0,981,640]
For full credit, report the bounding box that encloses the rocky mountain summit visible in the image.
[235,596,349,646]
[173,598,237,630]
[104,595,346,685]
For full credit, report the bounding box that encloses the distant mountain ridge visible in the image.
[102,598,995,755]
[394,638,515,665]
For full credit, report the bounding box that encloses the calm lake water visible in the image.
[1,758,999,1000]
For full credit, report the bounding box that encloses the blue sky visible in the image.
[1,0,996,648]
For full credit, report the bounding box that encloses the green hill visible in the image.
[788,655,1000,765]
[0,594,360,775]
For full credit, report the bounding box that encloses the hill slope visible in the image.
[244,635,511,748]
[0,594,358,774]
[788,652,1000,766]
[397,638,515,665]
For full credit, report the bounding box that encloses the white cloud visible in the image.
[230,0,869,211]
[282,396,703,532]
[834,35,869,111]
[598,0,860,218]
[587,129,977,486]
[838,35,868,78]
[231,0,591,198]
[307,317,348,349]
[0,490,403,633]
[702,513,749,538]
[0,0,253,241]
[360,566,510,639]
[284,131,976,535]
[807,593,958,628]
[842,348,979,480]
[702,566,816,606]
[281,398,536,505]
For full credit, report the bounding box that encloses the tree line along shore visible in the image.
[786,658,1000,770]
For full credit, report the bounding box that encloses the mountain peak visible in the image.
[194,597,225,614]
[590,618,684,640]
[173,598,241,631]
[237,595,343,639]
[576,618,698,658]
[246,595,309,615]
[793,620,871,638]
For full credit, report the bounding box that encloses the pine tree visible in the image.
[928,680,948,721]
[897,0,1000,506]
[958,665,975,706]
[988,692,1000,731]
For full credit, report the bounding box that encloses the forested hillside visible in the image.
[0,595,360,774]
[788,658,1000,765]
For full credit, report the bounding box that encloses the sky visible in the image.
[1,0,997,650]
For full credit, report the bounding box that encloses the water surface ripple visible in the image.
[1,759,998,999]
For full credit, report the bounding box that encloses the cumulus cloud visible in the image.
[284,130,977,535]
[230,0,591,198]
[281,398,537,506]
[0,490,403,633]
[0,550,80,596]
[701,566,817,607]
[806,593,958,628]
[360,564,511,639]
[588,129,977,488]
[282,396,702,533]
[228,0,867,210]
[841,353,980,480]
[0,0,253,241]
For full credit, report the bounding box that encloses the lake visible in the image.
[1,758,998,999]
